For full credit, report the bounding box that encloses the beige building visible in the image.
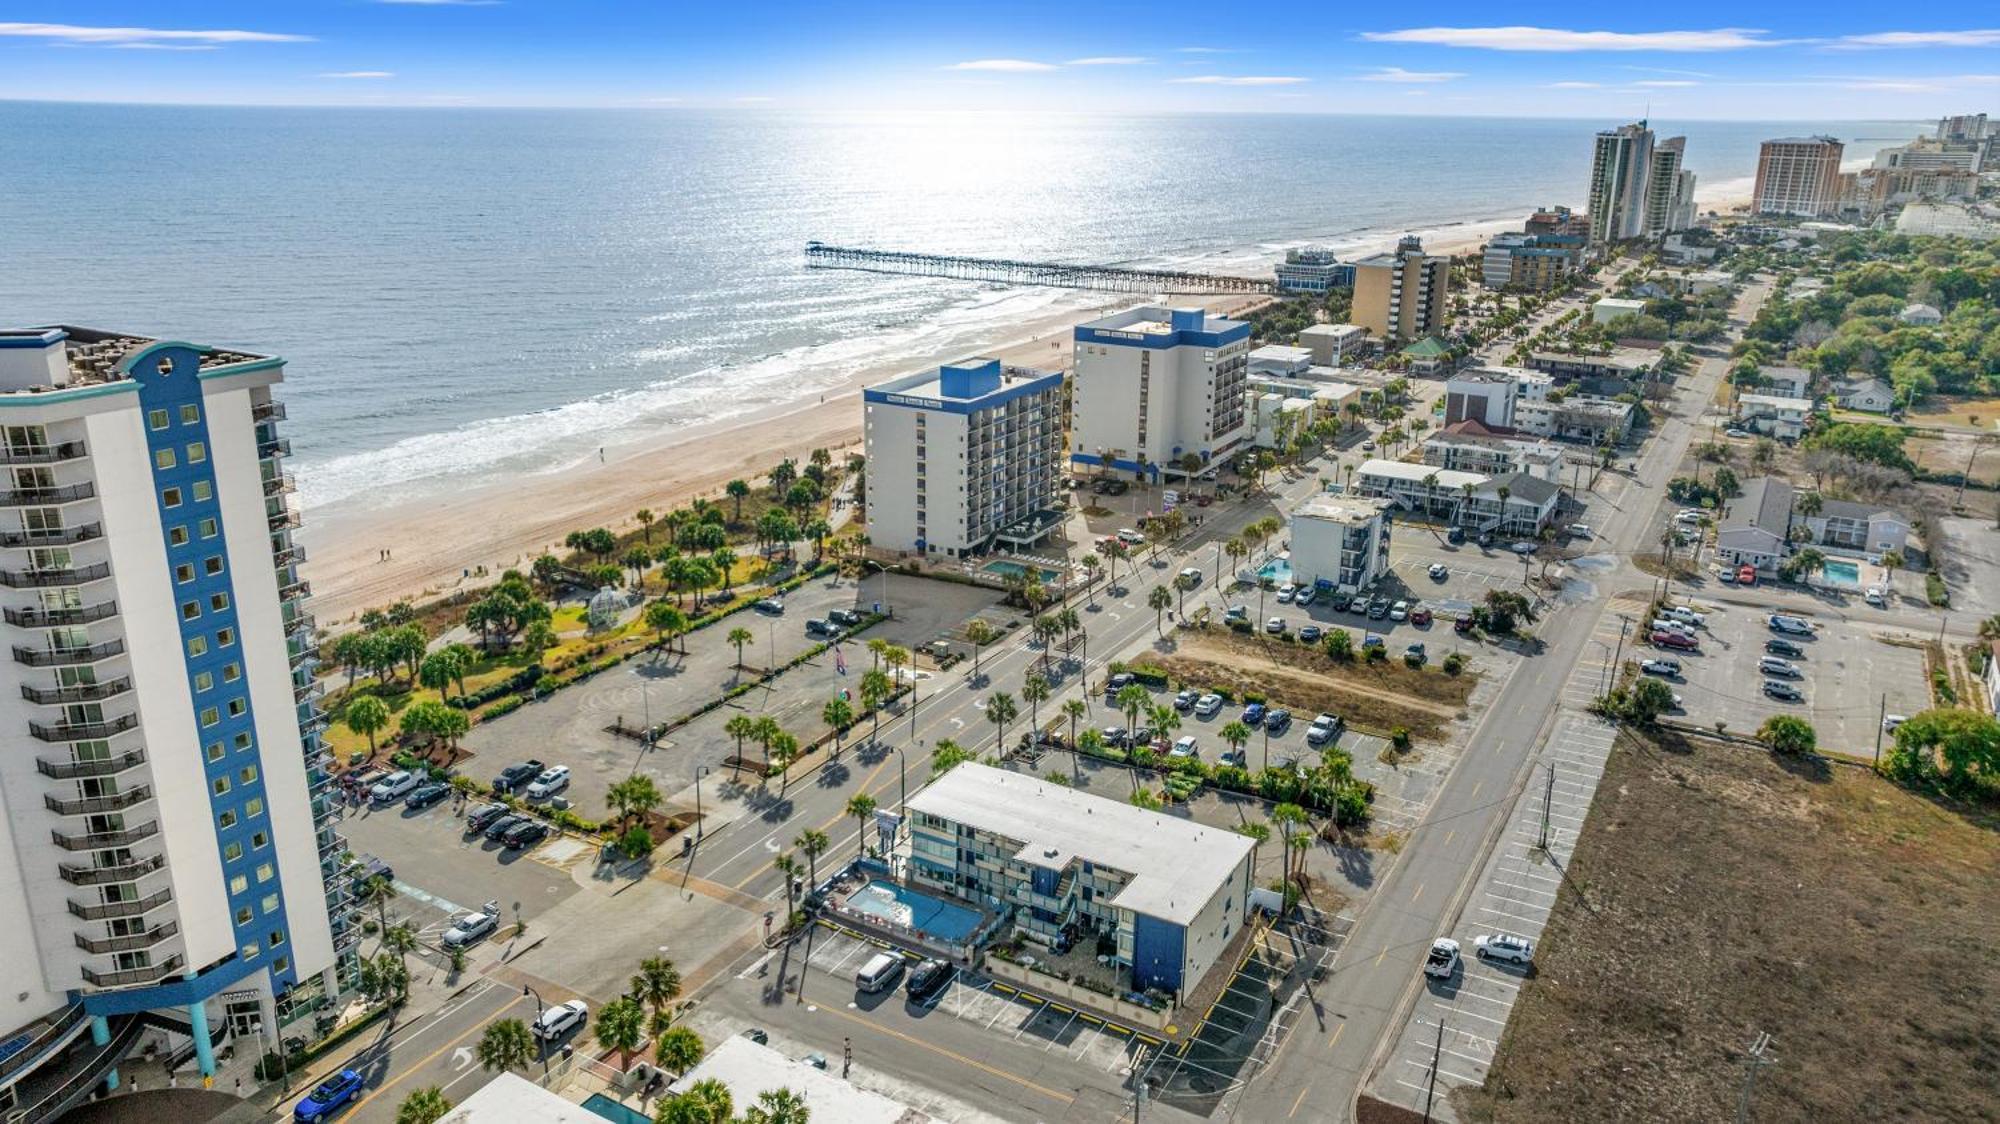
[1351,235,1449,344]
[1754,136,1844,217]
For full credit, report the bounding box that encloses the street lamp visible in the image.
[521,984,551,1081]
[694,765,710,841]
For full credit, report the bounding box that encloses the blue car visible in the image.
[295,1069,364,1122]
[1240,702,1266,726]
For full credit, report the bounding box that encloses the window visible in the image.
[209,591,228,611]
[227,697,246,718]
[223,662,241,684]
[194,671,213,693]
[204,556,224,577]
[223,841,243,862]
[162,487,182,509]
[270,929,286,947]
[192,481,211,502]
[262,893,280,914]
[205,742,224,762]
[200,519,218,540]
[245,797,264,818]
[240,942,260,960]
[181,600,200,620]
[154,449,176,470]
[273,956,289,975]
[199,705,219,727]
[216,626,234,647]
[255,862,273,883]
[186,442,206,465]
[187,636,208,659]
[233,730,251,750]
[148,409,170,431]
[219,810,237,829]
[239,765,258,784]
[212,777,230,796]
[228,873,247,894]
[180,404,201,425]
[168,526,188,546]
[252,830,268,850]
[234,906,251,925]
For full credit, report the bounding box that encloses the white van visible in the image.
[1649,618,1695,639]
[855,952,905,994]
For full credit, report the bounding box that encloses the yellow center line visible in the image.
[1327,1023,1345,1051]
[810,1001,1077,1105]
[1443,829,1455,846]
[1410,881,1425,904]
[1374,947,1388,968]
[1289,1083,1311,1118]
[346,993,528,1115]
[731,754,896,891]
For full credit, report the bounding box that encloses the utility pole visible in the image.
[1609,615,1631,685]
[1537,764,1556,853]
[1735,1031,1777,1124]
[1422,1017,1447,1122]
[1873,694,1887,767]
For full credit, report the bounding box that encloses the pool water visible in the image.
[582,1093,654,1124]
[982,560,1062,584]
[1820,559,1861,588]
[846,879,983,943]
[1258,558,1293,584]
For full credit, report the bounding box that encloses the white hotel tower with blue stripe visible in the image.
[0,327,346,1115]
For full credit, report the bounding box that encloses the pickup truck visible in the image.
[492,759,546,795]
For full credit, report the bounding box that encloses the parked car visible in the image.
[1768,614,1813,635]
[1306,714,1343,745]
[1724,427,1752,438]
[1428,563,1449,580]
[1265,617,1287,634]
[1566,523,1592,539]
[1099,724,1128,747]
[1409,607,1433,627]
[1639,657,1681,678]
[1664,606,1707,627]
[805,618,839,636]
[1299,625,1322,643]
[1173,689,1197,712]
[1367,599,1389,620]
[1737,564,1759,586]
[1179,566,1203,582]
[1652,630,1698,651]
[1424,938,1461,980]
[441,903,501,949]
[1294,585,1318,607]
[905,958,953,1002]
[1330,592,1354,611]
[754,598,785,614]
[1405,642,1426,661]
[1276,583,1298,603]
[532,1000,589,1040]
[828,608,864,626]
[1864,586,1887,607]
[1263,709,1292,733]
[1223,605,1249,623]
[492,760,545,795]
[404,781,452,810]
[1650,618,1696,639]
[1475,933,1534,966]
[1454,616,1473,634]
[1194,694,1223,718]
[1758,656,1802,678]
[1362,633,1385,649]
[370,770,419,803]
[1240,702,1267,726]
[1763,680,1804,702]
[525,766,571,800]
[1765,638,1805,658]
[482,813,528,842]
[1675,509,1705,525]
[294,1069,364,1123]
[1882,714,1908,732]
[465,804,510,833]
[1170,736,1199,759]
[1389,600,1409,622]
[502,820,550,850]
[1116,528,1146,545]
[1104,672,1135,697]
[1509,541,1537,555]
[354,855,393,885]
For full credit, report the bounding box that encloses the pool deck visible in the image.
[822,864,1000,959]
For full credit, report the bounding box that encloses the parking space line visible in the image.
[1397,1058,1486,1085]
[1417,1020,1499,1049]
[1428,1004,1507,1027]
[1478,904,1550,928]
[1038,1010,1078,1050]
[1483,890,1555,913]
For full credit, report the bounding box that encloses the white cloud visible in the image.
[946,58,1057,72]
[1832,29,2000,48]
[1171,75,1308,86]
[1066,56,1150,65]
[1175,46,1240,54]
[1634,79,1699,87]
[1547,80,1602,88]
[320,71,394,79]
[1360,26,1791,52]
[1357,66,1464,83]
[0,21,311,45]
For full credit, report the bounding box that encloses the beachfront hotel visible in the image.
[1754,136,1845,218]
[1643,136,1698,238]
[906,763,1255,999]
[1349,236,1450,345]
[1586,121,1655,243]
[863,358,1067,559]
[1069,306,1251,482]
[0,327,344,1115]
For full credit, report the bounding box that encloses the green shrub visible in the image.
[1441,652,1465,675]
[1926,572,1950,607]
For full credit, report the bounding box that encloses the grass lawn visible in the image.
[1454,728,2000,1123]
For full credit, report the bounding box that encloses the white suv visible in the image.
[532,1000,589,1040]
[1475,933,1534,965]
[370,771,419,803]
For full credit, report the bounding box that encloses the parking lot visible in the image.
[341,790,583,938]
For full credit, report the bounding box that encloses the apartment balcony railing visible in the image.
[0,442,88,465]
[52,821,160,851]
[0,524,103,548]
[37,749,147,780]
[75,921,178,955]
[30,713,139,741]
[0,482,95,506]
[0,563,111,589]
[13,640,125,668]
[45,787,153,816]
[273,544,307,568]
[262,471,296,498]
[67,888,172,920]
[292,678,324,704]
[257,436,291,459]
[277,578,312,603]
[268,509,300,533]
[58,854,164,886]
[6,601,119,629]
[283,610,316,637]
[80,955,183,988]
[22,678,132,706]
[251,400,287,423]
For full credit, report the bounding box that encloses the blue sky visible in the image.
[3,3,1997,117]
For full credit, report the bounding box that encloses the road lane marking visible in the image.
[345,993,529,1115]
[807,1002,1077,1106]
[1409,881,1425,904]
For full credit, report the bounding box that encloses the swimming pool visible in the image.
[1820,559,1861,588]
[582,1093,653,1124]
[844,879,983,943]
[982,559,1062,585]
[1257,558,1293,584]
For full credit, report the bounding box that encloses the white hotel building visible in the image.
[0,327,345,1115]
[1070,307,1251,482]
[863,358,1067,559]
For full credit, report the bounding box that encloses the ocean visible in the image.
[0,104,1925,511]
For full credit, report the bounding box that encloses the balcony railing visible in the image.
[0,563,111,588]
[273,544,307,568]
[58,853,164,886]
[0,523,102,548]
[80,955,183,988]
[68,888,172,920]
[45,787,152,816]
[0,442,88,465]
[252,400,287,423]
[52,821,160,851]
[37,749,147,780]
[292,678,324,704]
[262,471,296,498]
[283,610,316,637]
[21,679,132,707]
[258,436,291,459]
[268,509,300,533]
[30,713,139,741]
[13,640,125,667]
[5,601,119,628]
[278,578,311,602]
[0,482,95,506]
[75,921,178,955]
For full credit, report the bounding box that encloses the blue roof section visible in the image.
[864,360,1063,417]
[1074,306,1250,351]
[0,328,66,349]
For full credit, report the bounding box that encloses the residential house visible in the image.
[1423,421,1568,483]
[1802,496,1910,555]
[1514,393,1633,445]
[1290,494,1392,593]
[1836,377,1896,414]
[1736,393,1814,441]
[1899,302,1943,325]
[1461,473,1563,536]
[1758,365,1813,399]
[1354,459,1487,516]
[1716,476,1796,573]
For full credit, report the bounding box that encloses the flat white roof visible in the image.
[1250,344,1312,362]
[1357,458,1487,489]
[441,1073,601,1122]
[1739,393,1813,409]
[1594,297,1648,310]
[906,763,1252,925]
[668,1037,923,1124]
[1293,494,1391,527]
[1299,323,1366,338]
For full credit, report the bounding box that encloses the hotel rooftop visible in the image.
[864,356,1061,406]
[0,326,270,392]
[907,764,1254,925]
[1293,493,1392,528]
[1076,305,1248,343]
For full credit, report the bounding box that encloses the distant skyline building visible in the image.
[1936,113,1988,143]
[862,357,1066,558]
[1272,248,1355,295]
[1481,231,1585,291]
[1069,306,1251,481]
[0,326,344,1114]
[1586,122,1655,242]
[1350,236,1450,343]
[1754,136,1845,217]
[1524,205,1591,239]
[1643,136,1696,237]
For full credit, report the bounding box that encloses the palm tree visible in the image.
[1272,803,1309,892]
[631,956,683,1031]
[608,775,662,828]
[645,600,688,655]
[965,619,997,677]
[774,852,803,918]
[744,1088,813,1124]
[476,1018,537,1073]
[724,714,755,775]
[1021,673,1051,742]
[769,730,799,790]
[1150,704,1181,750]
[1147,585,1173,635]
[360,874,398,936]
[395,1087,452,1124]
[1080,554,1103,605]
[1114,683,1150,739]
[382,922,417,977]
[654,1025,705,1079]
[726,479,751,523]
[1061,698,1087,752]
[1219,720,1252,769]
[1075,727,1105,775]
[858,667,892,745]
[793,828,830,887]
[1235,821,1271,882]
[727,627,753,672]
[822,697,854,756]
[866,637,888,671]
[659,1078,734,1124]
[985,690,1018,750]
[846,793,878,859]
[1174,570,1197,616]
[1223,538,1247,588]
[595,997,648,1071]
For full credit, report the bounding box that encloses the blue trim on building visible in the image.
[863,369,1063,416]
[1069,452,1162,480]
[1072,309,1251,351]
[126,345,299,1000]
[1130,914,1185,993]
[0,329,67,349]
[75,955,263,1018]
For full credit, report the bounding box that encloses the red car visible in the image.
[1737,564,1758,586]
[1651,630,1698,651]
[1454,616,1473,634]
[1410,607,1433,626]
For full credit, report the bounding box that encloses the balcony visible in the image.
[0,563,112,588]
[0,523,103,548]
[45,787,153,816]
[262,471,296,498]
[268,509,300,533]
[283,610,316,637]
[273,543,307,568]
[0,482,95,506]
[52,821,160,851]
[6,601,119,628]
[257,436,291,459]
[13,640,125,667]
[75,921,178,955]
[292,678,324,704]
[37,749,147,780]
[58,854,164,886]
[251,400,287,423]
[278,578,312,602]
[23,678,133,705]
[31,713,139,741]
[80,955,183,989]
[67,888,172,920]
[0,442,87,465]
